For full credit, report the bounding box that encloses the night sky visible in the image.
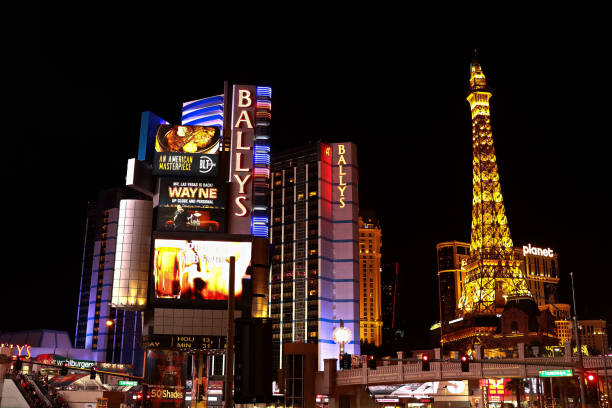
[5,18,610,349]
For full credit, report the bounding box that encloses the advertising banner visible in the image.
[368,381,468,399]
[153,125,220,177]
[145,350,186,408]
[157,178,226,232]
[152,239,252,301]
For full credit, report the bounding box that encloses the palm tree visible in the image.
[506,378,530,407]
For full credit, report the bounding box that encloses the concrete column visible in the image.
[517,343,527,378]
[361,355,368,384]
[434,348,441,379]
[563,342,572,362]
[518,343,525,359]
[474,345,483,378]
[323,359,337,396]
[475,344,482,360]
[397,351,405,382]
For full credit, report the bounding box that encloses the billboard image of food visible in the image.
[157,179,226,232]
[156,125,219,154]
[153,125,220,176]
[153,239,252,301]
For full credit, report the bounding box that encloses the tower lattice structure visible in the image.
[457,58,531,316]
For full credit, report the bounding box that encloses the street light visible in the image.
[332,320,352,356]
[570,272,587,408]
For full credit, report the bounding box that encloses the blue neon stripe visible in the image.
[318,276,359,283]
[274,256,357,265]
[182,96,224,112]
[181,106,224,120]
[318,297,359,303]
[182,114,224,125]
[319,339,356,345]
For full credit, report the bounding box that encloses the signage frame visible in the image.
[539,369,573,378]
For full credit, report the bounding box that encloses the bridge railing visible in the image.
[335,355,611,387]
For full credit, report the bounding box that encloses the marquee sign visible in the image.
[229,85,255,234]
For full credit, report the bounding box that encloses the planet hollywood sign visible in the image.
[522,243,554,258]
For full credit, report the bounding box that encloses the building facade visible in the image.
[269,142,360,370]
[74,187,151,374]
[436,241,470,329]
[539,303,572,346]
[578,319,609,355]
[381,262,400,343]
[358,211,383,346]
[515,244,560,306]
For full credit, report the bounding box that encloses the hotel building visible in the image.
[269,142,360,370]
[358,211,383,346]
[74,187,151,374]
[436,241,470,329]
[578,319,609,355]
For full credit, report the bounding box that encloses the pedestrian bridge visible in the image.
[334,354,611,387]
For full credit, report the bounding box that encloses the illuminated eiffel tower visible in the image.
[457,56,532,317]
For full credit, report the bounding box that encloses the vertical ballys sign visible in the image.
[229,86,255,234]
[336,144,348,208]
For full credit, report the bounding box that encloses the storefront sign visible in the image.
[487,378,507,402]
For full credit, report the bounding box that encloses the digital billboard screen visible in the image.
[153,125,220,177]
[152,238,252,304]
[157,178,226,233]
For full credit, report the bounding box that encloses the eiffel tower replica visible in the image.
[441,55,556,352]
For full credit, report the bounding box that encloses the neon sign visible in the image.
[233,89,253,217]
[15,345,31,358]
[336,144,348,208]
[523,244,554,257]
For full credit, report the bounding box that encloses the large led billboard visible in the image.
[368,381,468,398]
[152,239,252,304]
[153,125,220,177]
[157,178,226,232]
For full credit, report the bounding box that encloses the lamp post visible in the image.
[601,323,610,408]
[570,272,587,408]
[332,320,352,356]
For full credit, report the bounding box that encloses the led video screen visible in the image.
[153,239,252,301]
[157,179,226,232]
[153,125,220,176]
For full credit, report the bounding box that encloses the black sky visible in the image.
[5,15,610,348]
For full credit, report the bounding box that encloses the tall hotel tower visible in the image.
[358,211,382,346]
[75,187,151,374]
[270,142,360,370]
[436,241,470,328]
